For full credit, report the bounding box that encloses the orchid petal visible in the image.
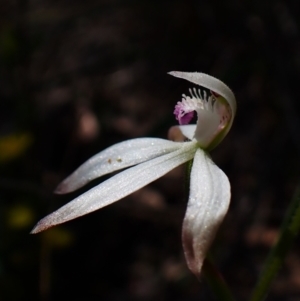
[177,125,197,141]
[55,138,184,194]
[182,148,230,277]
[168,72,236,146]
[168,71,236,117]
[31,141,198,233]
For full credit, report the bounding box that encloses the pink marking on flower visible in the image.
[216,102,232,131]
[211,91,220,98]
[174,103,195,125]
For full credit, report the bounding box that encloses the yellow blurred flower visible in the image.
[7,204,35,229]
[0,133,33,163]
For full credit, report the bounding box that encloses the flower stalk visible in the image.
[203,256,236,301]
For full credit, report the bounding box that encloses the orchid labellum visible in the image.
[31,71,236,278]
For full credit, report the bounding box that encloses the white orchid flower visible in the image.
[31,71,236,278]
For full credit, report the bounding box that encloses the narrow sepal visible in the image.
[31,142,197,233]
[55,138,183,194]
[168,71,236,116]
[182,149,231,277]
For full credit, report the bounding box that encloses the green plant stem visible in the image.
[250,185,300,301]
[203,256,236,301]
[185,160,235,301]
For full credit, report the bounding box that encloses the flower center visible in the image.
[173,88,231,148]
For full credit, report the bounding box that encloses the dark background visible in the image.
[1,0,300,300]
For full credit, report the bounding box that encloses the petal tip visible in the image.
[30,227,40,234]
[182,225,204,277]
[30,219,52,234]
[168,71,180,77]
[54,183,65,194]
[30,212,61,234]
[54,180,72,194]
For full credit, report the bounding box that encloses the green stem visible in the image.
[250,185,300,301]
[203,256,236,301]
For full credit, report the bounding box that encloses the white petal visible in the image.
[31,142,197,233]
[56,138,184,194]
[168,72,236,146]
[177,125,197,141]
[194,107,220,148]
[168,71,236,116]
[168,125,197,142]
[182,148,231,277]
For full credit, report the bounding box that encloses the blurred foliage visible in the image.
[0,133,33,163]
[0,26,19,63]
[7,203,35,229]
[41,228,74,249]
